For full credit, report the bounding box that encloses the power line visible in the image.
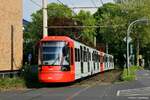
[99,0,104,5]
[30,0,41,7]
[72,6,99,9]
[57,0,67,6]
[48,24,125,28]
[56,0,77,15]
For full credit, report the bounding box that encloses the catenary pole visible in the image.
[42,0,48,38]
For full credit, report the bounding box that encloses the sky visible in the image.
[23,0,114,21]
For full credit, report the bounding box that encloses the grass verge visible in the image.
[121,66,143,81]
[0,65,39,91]
[0,77,26,91]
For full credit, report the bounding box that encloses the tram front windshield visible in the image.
[41,41,70,66]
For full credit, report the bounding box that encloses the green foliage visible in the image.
[20,65,44,88]
[26,3,73,41]
[121,66,143,81]
[0,77,26,91]
[26,3,96,44]
[75,10,96,44]
[0,65,40,91]
[94,2,150,67]
[24,3,96,64]
[21,64,38,81]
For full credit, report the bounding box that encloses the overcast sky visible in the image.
[23,0,114,21]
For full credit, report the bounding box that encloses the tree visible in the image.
[94,1,150,67]
[24,3,96,64]
[24,3,74,64]
[75,10,96,45]
[94,3,128,67]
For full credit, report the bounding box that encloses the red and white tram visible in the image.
[38,36,114,83]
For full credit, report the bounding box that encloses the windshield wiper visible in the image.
[51,55,59,65]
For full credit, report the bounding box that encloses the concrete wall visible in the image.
[0,0,23,71]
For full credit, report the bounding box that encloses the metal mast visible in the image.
[42,0,48,38]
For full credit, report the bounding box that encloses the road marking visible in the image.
[66,86,91,100]
[117,87,150,96]
[66,82,99,100]
[128,97,149,100]
[116,90,120,96]
[143,73,149,76]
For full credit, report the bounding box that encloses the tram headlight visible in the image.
[61,66,67,71]
[61,65,70,71]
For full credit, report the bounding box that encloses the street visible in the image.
[0,70,150,100]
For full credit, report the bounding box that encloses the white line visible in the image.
[116,90,120,96]
[117,87,150,96]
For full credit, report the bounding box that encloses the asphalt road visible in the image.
[0,70,150,100]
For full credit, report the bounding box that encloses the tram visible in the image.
[38,36,114,83]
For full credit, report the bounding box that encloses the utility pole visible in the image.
[136,32,140,66]
[42,0,48,38]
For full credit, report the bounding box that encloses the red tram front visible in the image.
[38,36,75,83]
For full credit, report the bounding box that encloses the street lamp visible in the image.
[126,18,149,75]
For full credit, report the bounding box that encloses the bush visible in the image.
[21,64,38,81]
[121,66,143,81]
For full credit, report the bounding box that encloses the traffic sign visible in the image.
[123,37,132,43]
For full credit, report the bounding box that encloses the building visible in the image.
[0,0,23,72]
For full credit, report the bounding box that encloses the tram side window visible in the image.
[110,57,113,63]
[89,52,91,61]
[98,55,100,62]
[71,48,74,65]
[80,46,83,62]
[97,53,99,62]
[84,51,86,62]
[78,49,80,61]
[86,51,88,62]
[92,52,94,61]
[75,48,78,62]
[94,52,96,61]
[100,55,103,63]
[93,52,96,62]
[87,52,89,61]
[108,56,110,62]
[95,53,97,62]
[109,57,111,62]
[84,47,86,62]
[104,55,107,62]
